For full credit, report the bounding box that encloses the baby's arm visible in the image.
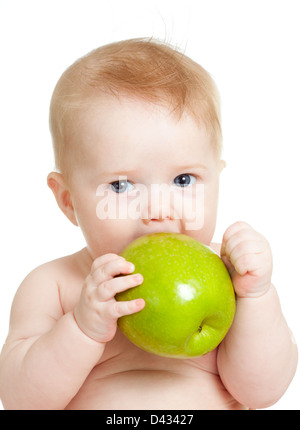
[0,254,144,409]
[217,222,298,409]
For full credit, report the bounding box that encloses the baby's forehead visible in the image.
[70,94,210,143]
[70,93,208,132]
[68,98,217,170]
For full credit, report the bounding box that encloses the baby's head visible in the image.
[48,38,225,257]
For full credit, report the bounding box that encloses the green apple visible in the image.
[116,232,236,358]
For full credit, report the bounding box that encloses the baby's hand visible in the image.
[221,222,273,298]
[73,253,144,343]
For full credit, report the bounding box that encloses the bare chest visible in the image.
[65,332,245,410]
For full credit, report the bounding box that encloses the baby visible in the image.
[0,38,297,410]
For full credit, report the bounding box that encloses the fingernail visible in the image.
[136,299,145,308]
[135,274,143,283]
[128,262,135,272]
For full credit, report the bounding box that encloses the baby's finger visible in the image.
[222,227,261,255]
[92,258,135,285]
[97,273,144,301]
[91,253,124,273]
[226,240,266,266]
[233,252,266,277]
[222,221,251,250]
[104,298,145,321]
[221,254,236,278]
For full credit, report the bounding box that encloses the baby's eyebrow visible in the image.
[177,164,207,171]
[100,169,138,178]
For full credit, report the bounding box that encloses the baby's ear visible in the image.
[47,172,78,226]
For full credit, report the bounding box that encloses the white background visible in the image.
[0,0,299,410]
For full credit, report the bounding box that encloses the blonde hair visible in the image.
[49,38,222,176]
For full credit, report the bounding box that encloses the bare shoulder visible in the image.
[14,249,88,300]
[31,248,91,277]
[22,248,91,285]
[6,249,90,343]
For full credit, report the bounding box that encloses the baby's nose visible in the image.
[141,185,176,223]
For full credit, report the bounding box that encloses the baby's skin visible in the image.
[0,97,297,409]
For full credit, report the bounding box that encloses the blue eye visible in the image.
[173,174,196,187]
[110,180,134,193]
